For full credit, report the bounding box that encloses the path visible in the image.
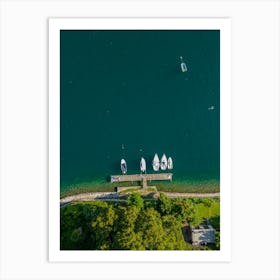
[60,191,220,207]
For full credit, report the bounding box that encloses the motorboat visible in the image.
[167,157,173,170]
[152,153,160,171]
[121,159,127,174]
[160,154,168,170]
[180,56,188,72]
[140,157,146,173]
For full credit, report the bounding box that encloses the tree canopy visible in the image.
[60,194,220,250]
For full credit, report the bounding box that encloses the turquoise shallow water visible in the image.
[60,30,220,194]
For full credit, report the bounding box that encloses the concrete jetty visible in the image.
[110,173,173,187]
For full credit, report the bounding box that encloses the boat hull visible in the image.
[167,157,173,170]
[160,154,168,170]
[152,153,160,171]
[121,159,127,174]
[140,157,146,173]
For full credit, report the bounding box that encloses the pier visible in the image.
[110,173,173,188]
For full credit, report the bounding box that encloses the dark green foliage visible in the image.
[90,204,117,249]
[171,198,196,223]
[157,193,172,215]
[113,205,143,250]
[144,200,157,209]
[127,193,144,209]
[209,215,220,230]
[161,215,191,250]
[202,198,213,208]
[157,193,196,224]
[215,231,220,250]
[135,208,165,250]
[60,195,219,250]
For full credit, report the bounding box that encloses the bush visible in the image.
[127,193,144,209]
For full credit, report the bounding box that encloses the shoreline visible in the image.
[60,191,220,206]
[60,180,220,198]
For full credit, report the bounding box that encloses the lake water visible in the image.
[60,30,220,195]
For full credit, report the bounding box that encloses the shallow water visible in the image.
[60,30,220,194]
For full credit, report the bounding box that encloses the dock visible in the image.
[110,173,173,188]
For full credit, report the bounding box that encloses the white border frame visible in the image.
[49,18,231,262]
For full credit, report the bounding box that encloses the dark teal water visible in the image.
[60,30,220,193]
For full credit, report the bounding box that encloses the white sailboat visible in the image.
[121,159,127,174]
[167,157,173,170]
[160,154,168,170]
[140,157,146,173]
[152,153,160,171]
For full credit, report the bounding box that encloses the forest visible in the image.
[60,193,220,250]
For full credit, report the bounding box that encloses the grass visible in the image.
[191,199,220,229]
[119,188,140,194]
[119,187,156,194]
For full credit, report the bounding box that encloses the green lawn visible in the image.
[191,199,220,229]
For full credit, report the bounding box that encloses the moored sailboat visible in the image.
[152,153,160,171]
[167,157,173,170]
[160,154,168,170]
[121,159,127,174]
[140,157,146,173]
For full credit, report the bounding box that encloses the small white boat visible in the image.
[160,154,168,170]
[167,157,173,170]
[180,56,188,72]
[140,157,146,173]
[152,153,160,171]
[121,159,127,174]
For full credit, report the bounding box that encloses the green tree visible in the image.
[171,198,196,223]
[60,198,219,251]
[127,193,144,209]
[157,193,172,215]
[113,205,143,250]
[162,215,190,250]
[90,204,117,249]
[60,204,88,250]
[135,208,165,250]
[202,198,213,208]
[202,198,213,222]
